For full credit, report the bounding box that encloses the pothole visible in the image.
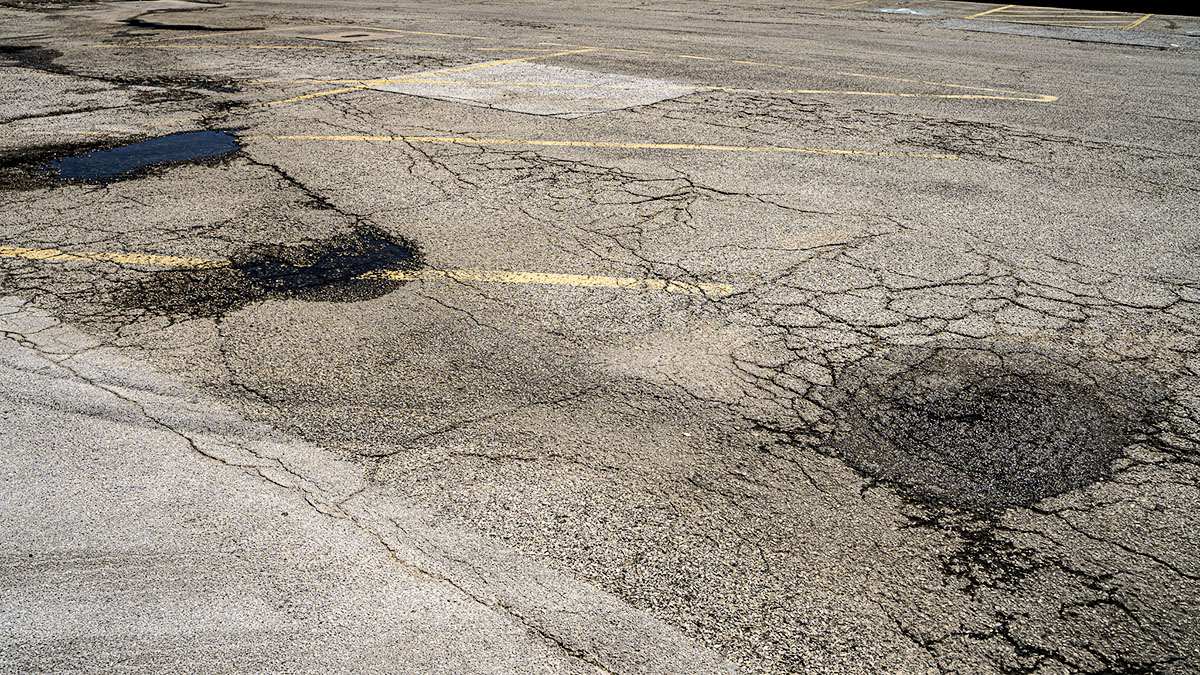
[825,342,1160,512]
[45,130,240,182]
[115,228,419,318]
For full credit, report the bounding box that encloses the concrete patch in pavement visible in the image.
[932,19,1200,50]
[373,61,702,118]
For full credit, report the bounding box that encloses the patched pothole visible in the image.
[825,342,1160,512]
[116,228,419,318]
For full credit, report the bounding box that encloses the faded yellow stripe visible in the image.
[252,134,958,159]
[0,245,226,268]
[963,4,1014,19]
[1123,13,1153,29]
[368,269,731,295]
[0,245,730,295]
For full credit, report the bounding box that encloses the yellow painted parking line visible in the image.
[963,4,1014,20]
[535,41,1057,102]
[239,48,595,111]
[0,245,730,295]
[965,5,1153,30]
[367,269,732,295]
[252,134,958,159]
[1123,14,1154,30]
[829,0,872,7]
[407,78,701,90]
[0,245,227,268]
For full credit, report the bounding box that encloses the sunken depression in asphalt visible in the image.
[1,0,1198,673]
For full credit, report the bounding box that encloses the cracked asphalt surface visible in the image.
[2,0,1199,673]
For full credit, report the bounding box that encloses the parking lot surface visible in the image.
[2,1,1199,673]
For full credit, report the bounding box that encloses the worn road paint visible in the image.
[367,269,732,295]
[252,135,959,159]
[0,245,228,268]
[963,6,1153,30]
[0,246,731,295]
[534,41,1058,102]
[1122,14,1154,30]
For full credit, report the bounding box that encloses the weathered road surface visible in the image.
[1,1,1198,673]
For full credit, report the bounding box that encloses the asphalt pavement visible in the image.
[1,1,1198,673]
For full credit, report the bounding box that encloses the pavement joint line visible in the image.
[247,134,960,159]
[0,246,732,295]
[533,41,1058,102]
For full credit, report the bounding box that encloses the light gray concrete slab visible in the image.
[374,62,701,118]
[0,298,734,675]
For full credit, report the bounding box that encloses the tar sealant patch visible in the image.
[824,341,1162,513]
[372,62,701,118]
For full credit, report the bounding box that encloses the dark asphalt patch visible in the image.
[118,228,419,318]
[825,342,1160,513]
[0,45,65,74]
[46,131,240,182]
[121,18,260,32]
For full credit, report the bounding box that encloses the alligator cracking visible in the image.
[117,228,420,317]
[823,341,1165,514]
